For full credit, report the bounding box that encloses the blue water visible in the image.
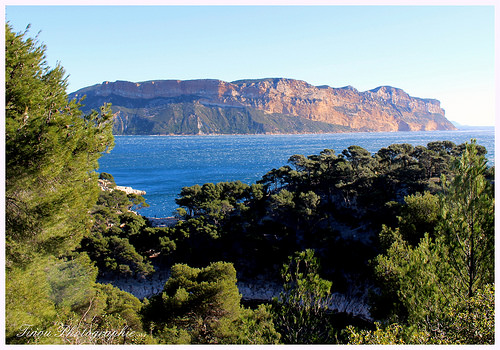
[98,128,495,217]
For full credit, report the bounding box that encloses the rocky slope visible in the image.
[70,78,455,135]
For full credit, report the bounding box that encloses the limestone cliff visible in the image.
[70,78,455,134]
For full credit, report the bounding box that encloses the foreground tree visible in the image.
[438,140,494,299]
[5,24,114,341]
[347,284,494,345]
[272,249,334,343]
[142,261,280,344]
[5,23,114,265]
[362,140,494,344]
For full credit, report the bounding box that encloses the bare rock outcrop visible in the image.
[98,179,146,195]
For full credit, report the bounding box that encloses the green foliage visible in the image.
[159,236,177,255]
[127,192,150,211]
[145,262,241,341]
[106,236,154,276]
[119,211,147,237]
[50,282,148,344]
[272,249,334,343]
[156,325,191,344]
[370,140,495,344]
[216,304,281,344]
[342,145,377,179]
[373,232,453,326]
[176,180,250,221]
[5,24,128,344]
[297,190,321,217]
[165,138,493,345]
[142,261,280,344]
[5,24,114,267]
[269,189,295,211]
[5,253,148,345]
[92,283,144,332]
[438,140,494,298]
[95,188,133,213]
[5,257,58,343]
[346,322,428,345]
[347,285,495,345]
[79,183,156,277]
[45,254,98,311]
[438,284,495,344]
[378,192,440,251]
[170,139,486,282]
[397,191,440,245]
[81,231,154,277]
[99,172,116,185]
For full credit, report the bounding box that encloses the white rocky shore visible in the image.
[98,179,146,195]
[99,272,371,320]
[98,273,282,302]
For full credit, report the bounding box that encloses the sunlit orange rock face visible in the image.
[73,78,455,133]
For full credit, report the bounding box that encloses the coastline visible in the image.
[112,125,493,138]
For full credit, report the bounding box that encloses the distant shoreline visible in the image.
[112,126,494,137]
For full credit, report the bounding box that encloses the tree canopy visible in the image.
[5,23,120,343]
[355,140,494,344]
[5,24,114,266]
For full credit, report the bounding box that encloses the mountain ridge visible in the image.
[69,78,456,135]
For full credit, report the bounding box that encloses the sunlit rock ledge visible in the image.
[98,179,146,195]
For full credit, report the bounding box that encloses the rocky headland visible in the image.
[70,78,455,135]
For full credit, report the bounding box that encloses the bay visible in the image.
[98,128,495,217]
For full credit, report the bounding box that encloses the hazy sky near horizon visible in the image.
[5,5,496,126]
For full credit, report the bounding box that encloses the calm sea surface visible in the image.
[98,128,495,217]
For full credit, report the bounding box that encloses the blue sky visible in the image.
[5,5,496,126]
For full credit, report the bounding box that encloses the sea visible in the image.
[98,127,495,218]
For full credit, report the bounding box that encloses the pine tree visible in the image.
[272,249,333,343]
[368,140,494,344]
[6,24,114,264]
[5,23,114,341]
[438,140,494,299]
[142,261,280,344]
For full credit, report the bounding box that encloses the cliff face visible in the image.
[70,78,455,135]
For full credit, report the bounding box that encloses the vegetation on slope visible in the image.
[5,24,494,345]
[86,98,353,135]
